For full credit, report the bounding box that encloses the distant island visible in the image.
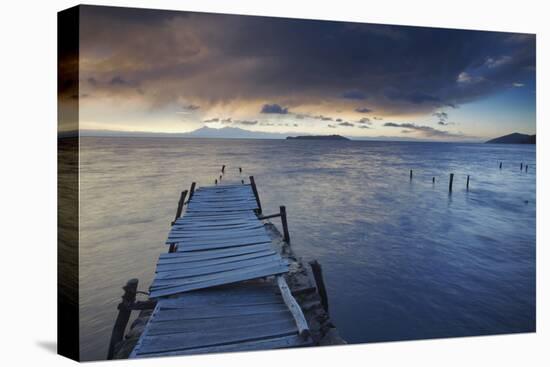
[286,135,350,141]
[486,133,536,144]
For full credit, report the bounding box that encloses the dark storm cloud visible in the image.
[182,104,200,111]
[339,121,354,127]
[79,6,536,116]
[234,119,258,125]
[433,111,448,120]
[341,90,367,100]
[261,103,288,114]
[355,107,373,113]
[357,117,372,124]
[384,122,463,138]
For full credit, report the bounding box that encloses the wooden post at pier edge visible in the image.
[172,190,188,224]
[221,165,225,173]
[249,176,262,214]
[309,260,329,312]
[432,177,435,184]
[467,175,470,191]
[520,162,523,170]
[499,162,502,169]
[410,169,413,180]
[449,173,454,193]
[280,205,290,244]
[107,279,138,359]
[188,182,196,202]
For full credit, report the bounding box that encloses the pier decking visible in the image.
[129,172,313,358]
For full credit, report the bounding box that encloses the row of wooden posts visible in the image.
[409,169,468,193]
[501,161,530,172]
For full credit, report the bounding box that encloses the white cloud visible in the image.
[485,56,512,69]
[513,82,525,87]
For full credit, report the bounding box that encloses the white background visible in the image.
[0,0,547,365]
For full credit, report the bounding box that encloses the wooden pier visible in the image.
[108,167,344,359]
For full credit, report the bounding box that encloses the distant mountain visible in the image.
[486,133,536,144]
[79,127,288,139]
[286,134,350,141]
[184,126,286,139]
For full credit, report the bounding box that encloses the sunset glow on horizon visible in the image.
[59,6,536,141]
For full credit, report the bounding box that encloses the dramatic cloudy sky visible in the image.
[72,5,536,140]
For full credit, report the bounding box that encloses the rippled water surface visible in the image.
[79,137,535,360]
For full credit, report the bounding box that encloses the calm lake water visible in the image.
[79,137,536,361]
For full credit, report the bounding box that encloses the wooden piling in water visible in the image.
[249,176,262,214]
[215,179,218,185]
[410,169,413,180]
[171,190,188,225]
[221,165,225,173]
[188,182,196,201]
[499,162,502,169]
[432,177,435,184]
[280,205,290,244]
[449,173,454,193]
[239,167,242,173]
[107,279,138,359]
[526,164,529,172]
[467,175,470,191]
[309,260,329,312]
[520,162,523,170]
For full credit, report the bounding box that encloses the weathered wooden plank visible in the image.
[171,223,262,233]
[167,236,271,249]
[145,310,292,336]
[155,255,284,280]
[151,260,288,288]
[277,276,310,338]
[158,293,282,309]
[188,202,258,209]
[174,218,263,230]
[136,318,298,354]
[179,212,256,220]
[156,250,277,270]
[169,224,265,235]
[168,228,268,241]
[172,241,272,253]
[154,302,289,321]
[158,243,272,261]
[186,208,255,214]
[149,264,289,297]
[169,236,271,249]
[133,334,312,358]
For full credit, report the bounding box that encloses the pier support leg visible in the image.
[499,162,502,169]
[188,182,196,201]
[309,260,329,313]
[221,165,225,173]
[280,205,290,244]
[172,190,188,225]
[107,279,138,359]
[467,175,470,191]
[249,176,262,214]
[521,162,523,170]
[449,173,454,193]
[410,169,413,181]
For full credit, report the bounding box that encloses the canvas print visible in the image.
[58,5,536,362]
